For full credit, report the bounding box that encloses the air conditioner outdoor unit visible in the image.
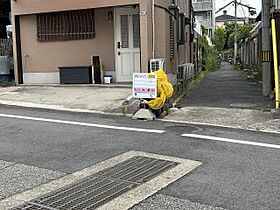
[178,63,195,80]
[150,58,165,72]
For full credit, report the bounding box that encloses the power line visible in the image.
[239,1,248,18]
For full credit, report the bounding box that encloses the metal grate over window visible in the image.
[169,15,175,61]
[37,9,95,42]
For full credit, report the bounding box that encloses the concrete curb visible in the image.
[122,94,135,106]
[19,84,132,88]
[0,100,133,117]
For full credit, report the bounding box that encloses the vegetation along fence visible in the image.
[0,39,13,56]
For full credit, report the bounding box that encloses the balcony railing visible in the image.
[273,0,280,10]
[192,2,213,11]
[196,19,213,28]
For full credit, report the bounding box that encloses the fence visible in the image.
[239,22,262,69]
[0,39,13,56]
[0,39,13,76]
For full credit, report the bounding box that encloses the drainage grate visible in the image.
[13,156,178,210]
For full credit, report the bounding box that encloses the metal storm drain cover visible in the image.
[13,156,178,210]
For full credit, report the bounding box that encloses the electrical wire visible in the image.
[239,1,248,18]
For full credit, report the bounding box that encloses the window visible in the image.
[120,15,129,48]
[178,13,186,45]
[37,9,95,42]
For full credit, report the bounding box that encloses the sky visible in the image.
[215,0,262,18]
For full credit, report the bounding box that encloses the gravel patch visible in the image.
[0,163,66,199]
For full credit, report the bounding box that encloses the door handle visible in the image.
[118,52,121,56]
[117,42,121,49]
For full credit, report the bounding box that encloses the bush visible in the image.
[199,35,220,72]
[205,49,220,72]
[0,80,16,87]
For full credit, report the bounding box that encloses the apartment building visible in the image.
[192,0,215,37]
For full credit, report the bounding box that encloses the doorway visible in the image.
[114,7,141,82]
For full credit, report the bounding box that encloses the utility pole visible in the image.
[234,0,238,65]
[262,0,272,96]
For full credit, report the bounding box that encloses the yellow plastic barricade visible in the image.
[145,69,174,110]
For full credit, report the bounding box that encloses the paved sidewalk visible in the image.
[166,63,280,132]
[0,86,133,115]
[0,160,65,201]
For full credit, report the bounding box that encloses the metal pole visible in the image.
[271,18,279,109]
[261,0,272,96]
[234,0,238,65]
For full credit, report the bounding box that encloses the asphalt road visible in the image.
[0,105,280,210]
[178,63,273,109]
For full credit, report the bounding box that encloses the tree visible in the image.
[224,22,235,49]
[224,22,254,50]
[212,27,226,52]
[237,24,254,41]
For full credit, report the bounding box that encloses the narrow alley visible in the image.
[179,62,272,109]
[166,63,279,131]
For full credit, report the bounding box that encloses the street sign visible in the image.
[133,73,157,99]
[262,51,271,62]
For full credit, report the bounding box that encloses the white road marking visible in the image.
[182,133,280,149]
[0,113,165,134]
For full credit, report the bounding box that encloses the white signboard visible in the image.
[133,73,157,99]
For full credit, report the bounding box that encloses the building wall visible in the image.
[20,8,114,84]
[12,0,152,84]
[12,0,142,15]
[12,0,194,84]
[216,20,245,28]
[154,0,193,72]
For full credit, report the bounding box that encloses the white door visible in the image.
[115,7,141,82]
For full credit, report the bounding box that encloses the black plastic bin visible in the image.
[59,66,93,84]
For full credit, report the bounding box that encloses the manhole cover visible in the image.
[13,156,178,210]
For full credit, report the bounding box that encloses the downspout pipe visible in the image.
[152,0,155,59]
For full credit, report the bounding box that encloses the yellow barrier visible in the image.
[271,18,279,109]
[145,69,174,110]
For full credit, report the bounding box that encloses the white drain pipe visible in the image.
[152,0,155,59]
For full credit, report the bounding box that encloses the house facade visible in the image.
[216,10,245,28]
[11,0,194,85]
[215,10,255,28]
